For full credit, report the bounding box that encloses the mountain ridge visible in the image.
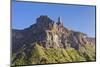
[12,15,96,66]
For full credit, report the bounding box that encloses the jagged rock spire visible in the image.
[58,17,61,23]
[57,16,63,26]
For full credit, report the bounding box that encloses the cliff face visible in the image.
[12,15,96,66]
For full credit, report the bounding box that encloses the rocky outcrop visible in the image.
[12,15,95,52]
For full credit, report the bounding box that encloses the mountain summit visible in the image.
[12,15,96,66]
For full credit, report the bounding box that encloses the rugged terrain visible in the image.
[12,15,96,66]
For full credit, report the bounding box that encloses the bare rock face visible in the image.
[12,15,95,52]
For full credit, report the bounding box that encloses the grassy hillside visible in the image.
[12,42,95,66]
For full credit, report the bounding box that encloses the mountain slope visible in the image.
[12,15,96,66]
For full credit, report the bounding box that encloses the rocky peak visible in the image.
[36,15,53,24]
[36,15,64,31]
[36,15,54,30]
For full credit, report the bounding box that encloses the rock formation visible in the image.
[12,15,96,66]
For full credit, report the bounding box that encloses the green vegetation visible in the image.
[12,52,27,66]
[78,44,95,61]
[12,43,95,66]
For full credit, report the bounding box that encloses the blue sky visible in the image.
[12,1,96,37]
